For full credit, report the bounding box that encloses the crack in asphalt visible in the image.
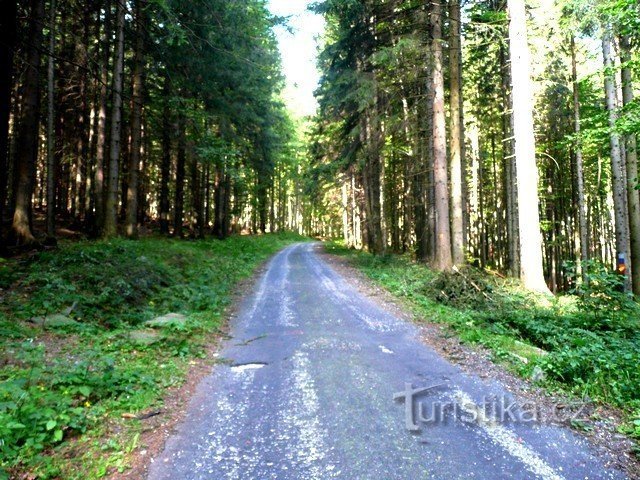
[147,243,627,480]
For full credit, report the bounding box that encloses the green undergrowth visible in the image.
[0,233,305,479]
[326,242,640,448]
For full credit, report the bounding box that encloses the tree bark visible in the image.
[189,148,204,238]
[507,0,550,293]
[103,0,125,238]
[570,37,589,284]
[125,0,145,239]
[46,0,56,239]
[602,27,630,291]
[74,9,91,224]
[0,0,18,242]
[159,77,171,235]
[431,0,453,270]
[93,0,111,235]
[619,34,639,294]
[363,98,385,255]
[174,116,186,237]
[11,0,45,246]
[500,39,520,277]
[448,0,464,266]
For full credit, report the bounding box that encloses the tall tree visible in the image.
[448,0,465,266]
[431,0,453,270]
[619,34,640,295]
[570,37,589,284]
[507,0,550,292]
[174,116,186,238]
[94,0,111,235]
[602,25,630,290]
[159,76,172,236]
[125,0,146,239]
[103,0,125,238]
[0,0,18,242]
[11,0,45,246]
[46,0,57,240]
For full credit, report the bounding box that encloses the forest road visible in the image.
[147,243,626,480]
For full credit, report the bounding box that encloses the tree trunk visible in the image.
[507,0,550,293]
[363,98,385,255]
[448,0,464,266]
[46,0,56,239]
[74,9,90,224]
[602,27,630,290]
[0,0,18,242]
[11,0,45,246]
[93,0,111,235]
[570,37,589,284]
[431,0,452,270]
[159,78,171,235]
[103,0,125,238]
[500,39,520,277]
[213,165,225,239]
[174,116,186,237]
[190,149,203,238]
[619,34,640,295]
[125,0,145,238]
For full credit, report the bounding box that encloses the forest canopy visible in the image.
[1,0,640,295]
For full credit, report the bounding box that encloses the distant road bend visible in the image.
[148,243,626,480]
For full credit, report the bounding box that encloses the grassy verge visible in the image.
[325,242,640,451]
[0,233,304,479]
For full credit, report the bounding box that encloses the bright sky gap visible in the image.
[268,0,325,118]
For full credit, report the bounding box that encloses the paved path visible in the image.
[148,243,626,480]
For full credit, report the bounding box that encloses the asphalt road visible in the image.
[147,243,626,480]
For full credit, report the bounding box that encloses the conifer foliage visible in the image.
[310,0,640,293]
[1,0,302,248]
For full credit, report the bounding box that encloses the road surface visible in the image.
[147,243,626,480]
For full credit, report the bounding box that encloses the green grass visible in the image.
[325,242,640,447]
[0,233,305,479]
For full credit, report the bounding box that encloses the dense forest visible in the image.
[0,0,307,250]
[2,1,640,477]
[308,0,640,294]
[1,0,640,296]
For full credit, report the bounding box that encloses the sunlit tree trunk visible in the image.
[570,37,589,284]
[507,0,550,293]
[619,34,640,295]
[602,26,630,291]
[103,0,125,238]
[448,0,464,266]
[11,0,45,246]
[431,0,452,270]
